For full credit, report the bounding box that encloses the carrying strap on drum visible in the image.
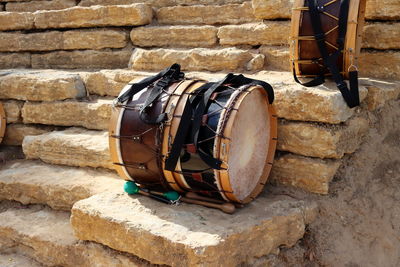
[116,63,184,124]
[294,0,360,108]
[164,74,274,171]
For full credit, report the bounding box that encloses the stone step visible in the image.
[0,70,86,101]
[271,153,341,195]
[156,2,255,25]
[252,0,400,20]
[0,204,154,266]
[0,160,123,210]
[23,128,113,170]
[71,191,317,267]
[0,253,43,267]
[0,4,152,31]
[79,0,248,9]
[3,124,57,146]
[5,0,76,12]
[21,98,112,130]
[0,29,129,52]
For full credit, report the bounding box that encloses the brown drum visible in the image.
[109,65,277,204]
[0,103,6,144]
[290,0,366,108]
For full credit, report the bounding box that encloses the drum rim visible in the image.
[290,0,366,79]
[0,103,6,144]
[214,85,277,203]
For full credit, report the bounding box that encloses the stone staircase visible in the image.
[0,0,399,266]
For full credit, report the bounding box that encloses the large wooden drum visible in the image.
[0,103,6,144]
[109,67,277,204]
[290,0,366,107]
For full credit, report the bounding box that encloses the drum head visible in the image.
[0,103,6,144]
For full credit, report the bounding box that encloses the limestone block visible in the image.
[361,78,400,111]
[34,4,153,29]
[270,153,341,194]
[0,160,122,210]
[0,207,156,267]
[365,0,400,20]
[0,53,30,68]
[260,45,291,71]
[252,0,400,20]
[23,128,113,169]
[79,0,246,8]
[359,51,400,79]
[278,116,369,159]
[22,98,112,130]
[6,0,76,12]
[252,0,292,19]
[131,25,217,47]
[363,23,400,50]
[0,12,34,31]
[0,29,128,52]
[31,49,131,69]
[129,48,264,72]
[0,70,86,101]
[71,191,317,267]
[80,70,146,96]
[3,124,55,146]
[218,22,289,46]
[3,100,23,123]
[157,2,255,25]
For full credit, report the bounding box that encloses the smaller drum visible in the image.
[0,103,6,144]
[290,0,367,108]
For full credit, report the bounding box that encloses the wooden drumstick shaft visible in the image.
[180,196,236,214]
[185,192,226,204]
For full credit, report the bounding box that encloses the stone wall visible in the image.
[0,0,398,78]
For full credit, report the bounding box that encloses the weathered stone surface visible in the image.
[22,98,112,130]
[365,0,400,20]
[34,4,153,29]
[362,78,400,111]
[6,0,76,12]
[260,45,290,71]
[131,25,217,47]
[0,253,42,267]
[23,128,113,169]
[129,48,264,72]
[3,100,23,123]
[80,70,146,96]
[0,160,122,210]
[0,12,34,31]
[0,29,128,52]
[0,70,86,101]
[278,116,369,159]
[71,191,317,267]
[79,0,247,8]
[363,23,400,50]
[252,0,400,20]
[0,207,154,267]
[270,153,341,194]
[31,49,131,69]
[157,2,255,25]
[3,124,55,146]
[0,53,30,69]
[218,22,289,46]
[359,51,400,79]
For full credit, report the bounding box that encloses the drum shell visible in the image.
[290,0,367,79]
[109,80,184,189]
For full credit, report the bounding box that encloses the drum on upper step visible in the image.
[290,0,366,80]
[0,103,6,144]
[109,64,277,204]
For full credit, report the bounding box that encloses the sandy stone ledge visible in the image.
[71,191,317,267]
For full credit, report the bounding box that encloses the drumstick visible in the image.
[180,196,236,214]
[185,192,245,208]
